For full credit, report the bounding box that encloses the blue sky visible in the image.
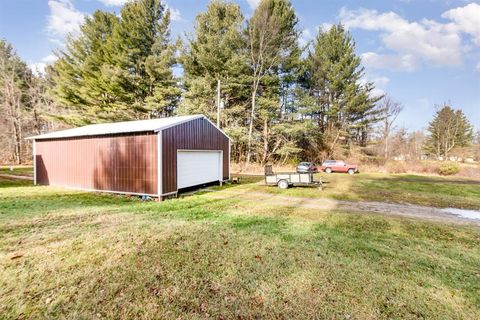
[1,0,479,131]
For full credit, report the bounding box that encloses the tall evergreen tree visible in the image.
[51,0,180,124]
[245,0,300,164]
[106,0,180,117]
[424,105,473,158]
[179,0,249,161]
[51,11,118,124]
[300,24,382,158]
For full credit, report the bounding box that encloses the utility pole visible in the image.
[216,79,221,128]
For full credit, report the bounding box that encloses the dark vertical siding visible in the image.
[35,132,157,195]
[162,118,229,194]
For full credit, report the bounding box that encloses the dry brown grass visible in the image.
[231,162,295,175]
[231,161,480,179]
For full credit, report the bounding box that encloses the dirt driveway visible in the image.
[0,174,32,181]
[207,188,480,225]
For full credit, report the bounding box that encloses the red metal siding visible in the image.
[35,132,158,195]
[162,118,229,194]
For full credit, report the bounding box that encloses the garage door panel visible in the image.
[177,151,222,189]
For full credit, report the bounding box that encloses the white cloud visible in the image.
[42,54,58,64]
[299,28,312,47]
[165,3,182,22]
[339,7,463,70]
[371,75,390,88]
[28,54,58,76]
[442,3,480,45]
[361,74,390,97]
[476,62,480,73]
[246,0,260,10]
[97,0,128,6]
[47,0,85,38]
[361,52,420,72]
[319,23,333,32]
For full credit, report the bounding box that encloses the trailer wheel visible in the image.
[325,167,332,174]
[277,179,289,189]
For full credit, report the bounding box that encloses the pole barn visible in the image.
[27,115,231,200]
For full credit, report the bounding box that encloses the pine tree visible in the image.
[424,105,473,158]
[51,11,118,124]
[51,0,180,124]
[245,0,300,164]
[179,0,250,160]
[300,24,382,158]
[106,0,180,118]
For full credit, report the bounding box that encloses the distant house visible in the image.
[27,115,230,200]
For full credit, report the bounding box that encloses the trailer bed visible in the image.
[264,166,322,189]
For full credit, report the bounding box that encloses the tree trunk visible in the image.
[12,118,22,164]
[384,136,388,159]
[246,88,257,165]
[261,118,268,165]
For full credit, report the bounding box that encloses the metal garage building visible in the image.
[28,115,230,199]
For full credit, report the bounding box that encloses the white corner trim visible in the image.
[157,131,162,196]
[155,115,232,142]
[220,150,223,181]
[201,116,233,141]
[153,115,204,132]
[228,139,231,180]
[33,139,37,185]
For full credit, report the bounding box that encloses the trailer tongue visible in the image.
[264,165,323,190]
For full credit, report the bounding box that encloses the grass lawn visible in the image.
[0,166,33,177]
[1,175,480,319]
[236,173,480,210]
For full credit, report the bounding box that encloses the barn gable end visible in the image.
[161,117,230,195]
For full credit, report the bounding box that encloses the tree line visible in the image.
[1,0,477,165]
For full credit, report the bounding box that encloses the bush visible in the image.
[385,161,408,173]
[437,162,460,176]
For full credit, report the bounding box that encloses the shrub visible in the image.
[385,161,408,173]
[437,162,460,176]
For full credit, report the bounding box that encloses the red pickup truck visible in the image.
[318,160,359,175]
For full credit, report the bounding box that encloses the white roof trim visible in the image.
[27,114,211,140]
[201,116,232,141]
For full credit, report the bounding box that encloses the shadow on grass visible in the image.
[378,174,480,185]
[0,178,32,188]
[0,190,139,218]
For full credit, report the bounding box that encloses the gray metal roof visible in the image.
[27,115,206,140]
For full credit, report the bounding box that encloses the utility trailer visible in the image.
[264,165,323,190]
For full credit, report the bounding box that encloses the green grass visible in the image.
[242,173,480,209]
[0,166,33,177]
[1,176,480,319]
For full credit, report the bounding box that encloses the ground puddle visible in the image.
[441,208,480,220]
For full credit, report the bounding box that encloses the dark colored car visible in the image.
[318,160,359,174]
[296,162,318,173]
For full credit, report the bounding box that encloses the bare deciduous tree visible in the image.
[379,95,403,159]
[0,41,28,164]
[245,0,298,165]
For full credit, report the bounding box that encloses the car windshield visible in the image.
[299,162,310,166]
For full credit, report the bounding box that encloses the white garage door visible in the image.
[177,150,222,189]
